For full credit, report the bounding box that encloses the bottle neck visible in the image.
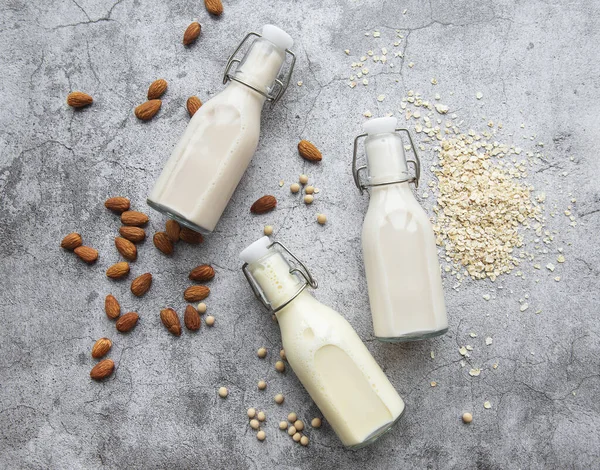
[365,132,409,186]
[246,250,304,311]
[224,80,268,106]
[233,38,286,100]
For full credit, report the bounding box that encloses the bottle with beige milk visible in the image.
[352,117,448,341]
[147,25,296,233]
[240,237,405,449]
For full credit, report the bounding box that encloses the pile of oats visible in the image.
[432,135,542,281]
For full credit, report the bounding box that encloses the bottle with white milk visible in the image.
[240,237,405,449]
[147,25,296,233]
[352,117,448,341]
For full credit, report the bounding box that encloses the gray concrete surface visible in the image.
[1,0,599,468]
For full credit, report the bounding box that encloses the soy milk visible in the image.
[241,237,405,448]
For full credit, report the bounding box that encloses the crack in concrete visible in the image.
[47,0,126,30]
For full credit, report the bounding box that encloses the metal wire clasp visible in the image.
[352,128,421,194]
[242,241,318,314]
[222,32,296,109]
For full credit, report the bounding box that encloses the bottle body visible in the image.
[148,83,263,232]
[245,248,405,448]
[147,35,288,233]
[362,182,448,340]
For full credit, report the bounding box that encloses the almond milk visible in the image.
[148,25,294,233]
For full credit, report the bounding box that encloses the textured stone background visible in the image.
[1,0,599,468]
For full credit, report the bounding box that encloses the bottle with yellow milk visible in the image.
[240,237,405,449]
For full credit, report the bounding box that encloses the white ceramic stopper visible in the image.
[240,236,272,264]
[262,25,293,50]
[363,117,397,135]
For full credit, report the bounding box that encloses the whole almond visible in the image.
[298,140,322,162]
[189,264,215,282]
[67,91,93,108]
[116,312,139,332]
[205,0,223,15]
[184,285,210,302]
[104,197,130,213]
[135,100,162,121]
[106,261,130,279]
[91,337,113,359]
[119,226,146,243]
[165,220,181,242]
[74,246,98,264]
[183,21,201,45]
[131,273,152,297]
[147,79,168,100]
[184,305,201,331]
[153,232,174,255]
[90,359,115,380]
[115,237,137,261]
[179,227,204,244]
[61,232,82,250]
[250,195,277,214]
[186,96,202,117]
[160,308,182,336]
[121,211,149,226]
[105,294,121,319]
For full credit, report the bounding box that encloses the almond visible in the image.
[183,21,201,45]
[106,261,130,279]
[298,140,322,162]
[91,337,112,359]
[131,273,152,297]
[153,232,174,255]
[165,219,181,242]
[115,237,137,261]
[61,232,82,250]
[184,305,201,331]
[116,312,139,333]
[186,96,202,117]
[67,91,93,108]
[205,0,223,15]
[121,211,149,226]
[135,100,162,121]
[74,246,98,263]
[250,195,277,214]
[105,294,121,319]
[189,264,215,282]
[90,359,114,380]
[160,308,182,336]
[147,79,168,100]
[104,196,130,213]
[180,227,204,244]
[119,226,146,243]
[184,285,210,302]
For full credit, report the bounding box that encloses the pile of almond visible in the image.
[61,196,215,381]
[153,219,203,256]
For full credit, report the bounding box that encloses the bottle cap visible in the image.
[363,117,397,135]
[240,236,272,264]
[262,25,294,50]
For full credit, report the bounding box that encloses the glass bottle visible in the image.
[241,236,405,449]
[352,117,448,341]
[147,25,296,233]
